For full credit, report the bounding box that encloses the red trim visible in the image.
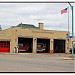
[50,50,54,53]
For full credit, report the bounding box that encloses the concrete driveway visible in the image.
[0,53,75,72]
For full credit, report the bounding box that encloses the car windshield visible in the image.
[18,43,29,46]
[37,43,46,46]
[24,43,28,46]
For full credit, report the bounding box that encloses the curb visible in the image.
[61,57,75,60]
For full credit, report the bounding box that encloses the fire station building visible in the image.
[0,23,71,53]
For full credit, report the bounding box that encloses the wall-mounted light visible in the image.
[34,39,36,42]
[66,39,69,44]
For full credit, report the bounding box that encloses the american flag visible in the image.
[61,8,67,14]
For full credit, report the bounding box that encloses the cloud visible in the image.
[0,2,74,35]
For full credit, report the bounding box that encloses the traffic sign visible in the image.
[66,36,72,38]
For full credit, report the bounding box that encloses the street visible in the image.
[0,53,75,72]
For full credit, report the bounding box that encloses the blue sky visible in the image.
[0,3,75,35]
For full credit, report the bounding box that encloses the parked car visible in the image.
[37,43,46,53]
[69,43,75,54]
[69,48,75,54]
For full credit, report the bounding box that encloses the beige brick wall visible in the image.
[0,28,71,53]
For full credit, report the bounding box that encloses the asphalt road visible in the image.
[0,53,75,72]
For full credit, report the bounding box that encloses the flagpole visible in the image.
[67,7,70,54]
[68,7,69,34]
[68,2,74,59]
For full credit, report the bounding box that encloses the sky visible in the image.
[0,2,75,35]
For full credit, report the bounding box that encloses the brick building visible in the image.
[0,23,71,53]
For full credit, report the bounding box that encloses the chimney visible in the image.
[39,23,44,30]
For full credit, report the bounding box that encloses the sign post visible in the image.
[66,35,74,59]
[68,2,74,60]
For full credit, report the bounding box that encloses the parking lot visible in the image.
[0,53,75,72]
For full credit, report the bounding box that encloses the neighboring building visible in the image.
[0,23,71,53]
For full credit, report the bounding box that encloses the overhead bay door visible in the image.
[54,39,65,53]
[0,41,10,52]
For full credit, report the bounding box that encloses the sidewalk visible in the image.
[62,57,75,60]
[0,52,75,60]
[49,53,75,60]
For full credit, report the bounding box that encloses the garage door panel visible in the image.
[0,41,10,52]
[0,48,9,52]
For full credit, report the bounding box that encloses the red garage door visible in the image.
[0,41,10,52]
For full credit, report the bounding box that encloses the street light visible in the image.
[68,2,74,59]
